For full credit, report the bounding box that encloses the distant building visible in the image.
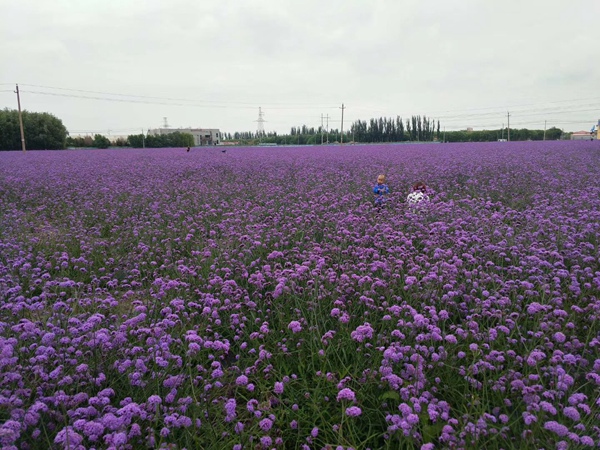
[571,130,594,141]
[466,127,474,133]
[148,128,221,145]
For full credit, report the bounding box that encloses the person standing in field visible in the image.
[373,174,390,206]
[406,181,430,206]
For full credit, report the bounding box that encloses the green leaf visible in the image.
[421,413,444,444]
[379,390,400,401]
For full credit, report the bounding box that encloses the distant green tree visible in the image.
[92,134,111,149]
[127,134,144,148]
[66,136,86,147]
[545,127,562,140]
[126,131,193,148]
[397,116,405,141]
[443,127,563,142]
[113,137,128,147]
[0,108,68,150]
[167,131,194,147]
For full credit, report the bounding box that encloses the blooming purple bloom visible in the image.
[544,421,569,437]
[224,398,237,422]
[147,395,162,407]
[288,320,302,333]
[337,388,356,402]
[553,332,566,343]
[445,334,457,344]
[259,418,273,431]
[562,406,580,421]
[580,436,594,446]
[345,406,362,417]
[54,427,83,447]
[540,401,557,415]
[351,323,374,343]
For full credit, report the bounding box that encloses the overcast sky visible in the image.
[1,0,599,136]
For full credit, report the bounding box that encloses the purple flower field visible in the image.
[0,141,599,449]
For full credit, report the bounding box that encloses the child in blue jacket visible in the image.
[373,174,390,206]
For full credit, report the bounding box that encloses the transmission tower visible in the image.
[255,107,266,136]
[163,117,170,128]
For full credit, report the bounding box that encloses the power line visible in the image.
[5,82,599,115]
[346,100,600,131]
[5,82,596,133]
[433,96,600,114]
[69,128,144,133]
[20,89,340,110]
[437,105,600,121]
[17,83,339,108]
[353,95,600,117]
[21,90,242,108]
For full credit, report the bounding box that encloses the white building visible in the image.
[148,128,221,146]
[570,130,594,141]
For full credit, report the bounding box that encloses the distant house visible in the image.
[148,127,221,146]
[570,130,594,141]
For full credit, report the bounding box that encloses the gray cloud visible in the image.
[1,0,599,135]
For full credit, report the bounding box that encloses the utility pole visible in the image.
[340,103,346,144]
[326,114,330,143]
[321,114,324,145]
[15,84,26,152]
[543,120,547,141]
[507,112,511,142]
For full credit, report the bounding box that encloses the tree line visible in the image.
[224,117,565,145]
[350,116,440,142]
[443,127,563,142]
[119,132,194,148]
[65,132,194,149]
[0,107,569,150]
[0,108,196,150]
